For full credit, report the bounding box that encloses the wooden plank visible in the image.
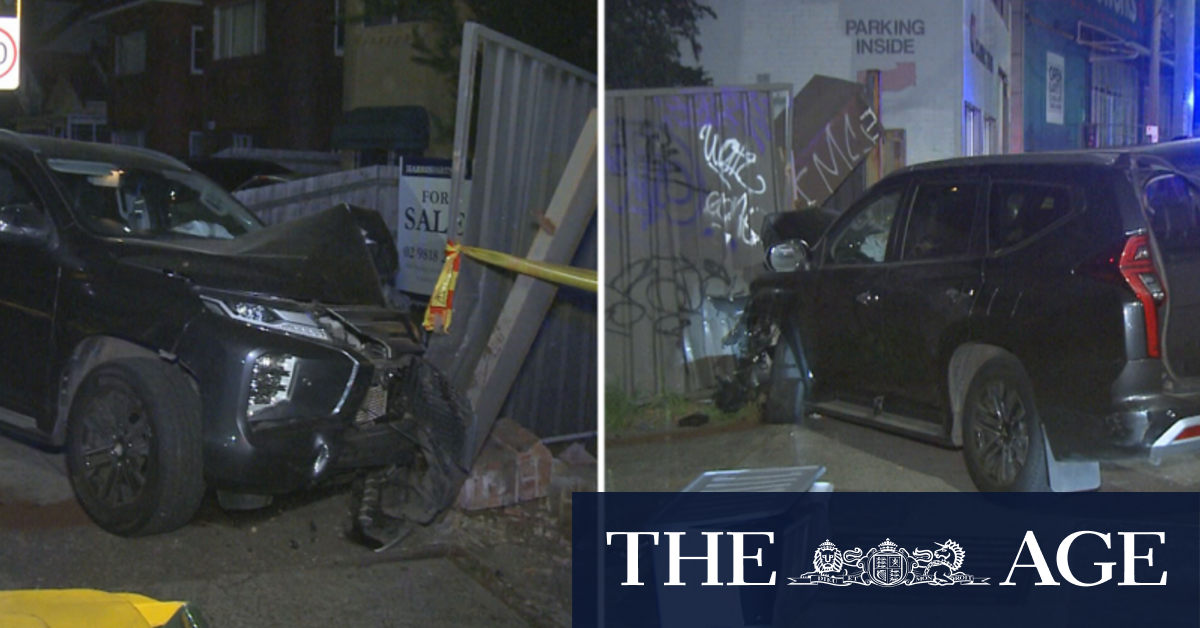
[465,109,597,455]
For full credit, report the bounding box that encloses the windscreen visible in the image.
[47,159,263,240]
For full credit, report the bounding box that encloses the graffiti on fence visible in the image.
[606,116,704,229]
[699,123,769,248]
[606,86,789,396]
[605,255,745,338]
[792,108,880,208]
[787,75,882,210]
[607,91,779,248]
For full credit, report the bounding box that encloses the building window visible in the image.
[1091,61,1139,148]
[115,31,146,76]
[112,130,146,147]
[189,131,205,158]
[984,116,998,155]
[191,25,205,74]
[334,0,345,56]
[963,102,983,157]
[214,0,265,60]
[232,133,253,149]
[365,2,436,26]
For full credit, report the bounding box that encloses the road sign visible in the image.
[0,17,17,91]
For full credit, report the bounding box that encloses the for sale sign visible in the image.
[396,157,471,297]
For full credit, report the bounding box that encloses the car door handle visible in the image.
[856,290,879,305]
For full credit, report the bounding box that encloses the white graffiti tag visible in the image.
[699,124,767,247]
[704,191,760,247]
[699,124,768,195]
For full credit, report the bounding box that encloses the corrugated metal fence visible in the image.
[424,23,599,441]
[605,85,793,401]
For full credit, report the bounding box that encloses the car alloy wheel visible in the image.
[66,359,205,536]
[960,354,1049,492]
[969,380,1031,487]
[76,379,154,509]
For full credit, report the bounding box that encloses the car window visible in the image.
[0,161,42,210]
[47,160,262,240]
[987,182,1073,252]
[901,182,980,261]
[1144,174,1200,247]
[827,186,904,265]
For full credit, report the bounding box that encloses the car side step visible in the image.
[813,400,949,445]
[0,406,52,445]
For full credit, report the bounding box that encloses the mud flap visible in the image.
[354,357,472,551]
[1043,426,1101,492]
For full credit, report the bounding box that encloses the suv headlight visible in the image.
[248,353,297,416]
[202,296,331,341]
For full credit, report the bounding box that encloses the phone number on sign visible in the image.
[402,246,445,262]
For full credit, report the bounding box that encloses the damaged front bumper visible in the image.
[176,297,469,496]
[713,291,785,407]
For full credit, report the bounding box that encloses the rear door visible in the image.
[1142,172,1200,383]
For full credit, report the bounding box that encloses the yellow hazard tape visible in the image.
[423,241,462,333]
[422,241,597,334]
[458,245,597,293]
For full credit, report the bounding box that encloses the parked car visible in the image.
[186,157,297,192]
[744,140,1200,492]
[0,132,471,535]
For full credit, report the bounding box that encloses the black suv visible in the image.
[0,133,472,535]
[745,140,1200,492]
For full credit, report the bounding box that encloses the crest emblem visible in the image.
[868,539,906,586]
[789,538,989,587]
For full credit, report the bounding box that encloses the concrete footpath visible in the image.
[0,435,566,628]
[606,413,1200,492]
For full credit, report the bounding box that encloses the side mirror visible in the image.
[766,239,811,273]
[0,203,52,245]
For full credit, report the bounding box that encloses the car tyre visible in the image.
[66,359,205,536]
[961,355,1050,492]
[763,337,806,425]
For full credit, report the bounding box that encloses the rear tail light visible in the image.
[1119,234,1166,358]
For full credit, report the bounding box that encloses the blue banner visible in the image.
[574,493,1199,628]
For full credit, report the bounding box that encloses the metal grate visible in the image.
[681,466,826,493]
[355,384,388,424]
[388,356,476,471]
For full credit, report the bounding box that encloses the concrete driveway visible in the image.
[606,413,1200,492]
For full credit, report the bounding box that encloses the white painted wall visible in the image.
[963,0,1013,153]
[686,0,1013,166]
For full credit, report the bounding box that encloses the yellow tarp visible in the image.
[0,590,189,628]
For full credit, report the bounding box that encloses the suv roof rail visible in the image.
[0,129,35,151]
[118,144,190,171]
